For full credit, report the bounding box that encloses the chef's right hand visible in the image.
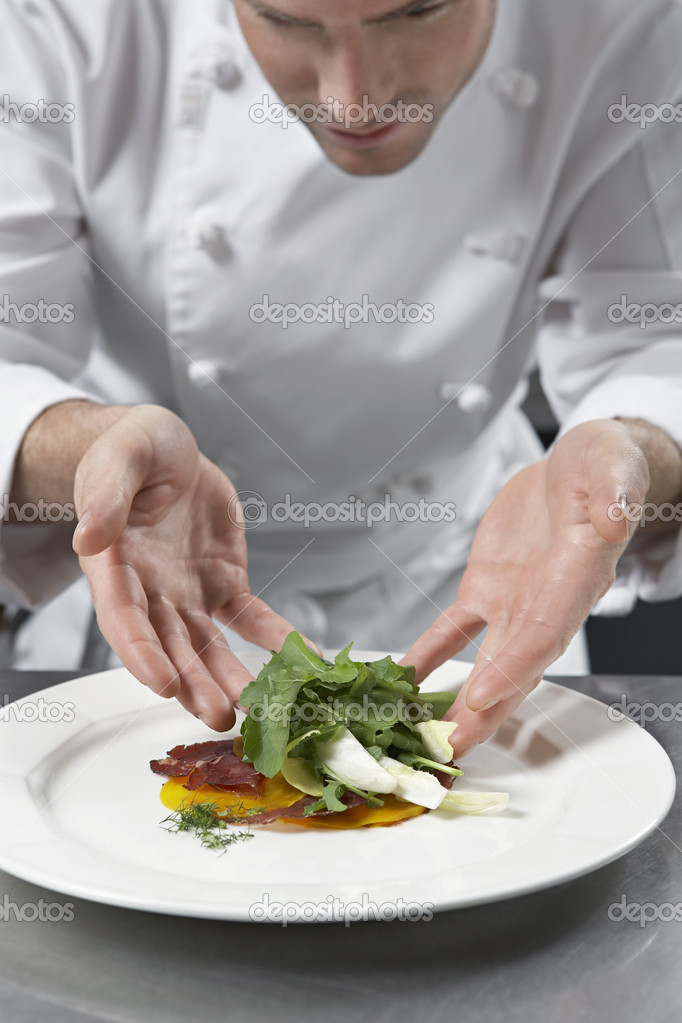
[72,404,301,730]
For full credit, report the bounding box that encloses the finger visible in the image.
[217,592,308,653]
[72,421,152,557]
[400,602,486,683]
[447,622,506,690]
[447,676,543,758]
[463,576,590,711]
[182,611,255,705]
[584,433,648,545]
[148,596,236,731]
[587,483,643,546]
[81,555,182,699]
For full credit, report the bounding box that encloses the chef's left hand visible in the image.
[402,418,682,757]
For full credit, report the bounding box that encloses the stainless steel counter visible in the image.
[0,670,679,1023]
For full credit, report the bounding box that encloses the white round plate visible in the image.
[0,653,675,921]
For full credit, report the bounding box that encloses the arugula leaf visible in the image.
[239,651,291,712]
[367,655,401,681]
[349,664,377,697]
[241,678,302,777]
[419,691,457,720]
[330,643,361,683]
[320,779,348,813]
[286,721,341,758]
[279,631,330,675]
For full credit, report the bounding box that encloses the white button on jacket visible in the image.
[2,0,682,664]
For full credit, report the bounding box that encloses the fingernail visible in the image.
[618,493,641,517]
[468,690,500,712]
[618,493,642,538]
[72,511,91,549]
[197,713,211,727]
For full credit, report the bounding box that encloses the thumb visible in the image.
[586,440,649,545]
[72,416,153,556]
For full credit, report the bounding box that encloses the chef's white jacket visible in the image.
[1,0,682,667]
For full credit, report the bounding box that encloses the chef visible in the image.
[1,0,682,756]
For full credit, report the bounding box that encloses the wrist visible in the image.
[10,400,131,509]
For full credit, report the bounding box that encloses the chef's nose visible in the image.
[317,45,395,120]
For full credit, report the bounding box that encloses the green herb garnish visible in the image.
[160,799,257,853]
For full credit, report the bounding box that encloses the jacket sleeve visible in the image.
[537,95,682,614]
[0,0,102,608]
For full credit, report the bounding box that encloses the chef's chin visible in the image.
[309,120,438,177]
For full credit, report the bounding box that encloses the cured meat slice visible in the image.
[243,790,368,825]
[150,740,235,777]
[433,769,457,790]
[150,739,263,795]
[243,795,318,825]
[185,754,262,795]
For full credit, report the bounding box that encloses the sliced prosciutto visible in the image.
[150,740,235,777]
[150,739,264,796]
[243,790,368,825]
[433,769,457,791]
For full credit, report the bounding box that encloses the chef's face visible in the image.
[234,0,497,175]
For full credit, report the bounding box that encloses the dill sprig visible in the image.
[160,799,258,853]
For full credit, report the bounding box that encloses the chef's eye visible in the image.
[261,12,291,24]
[259,10,316,28]
[407,2,447,18]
